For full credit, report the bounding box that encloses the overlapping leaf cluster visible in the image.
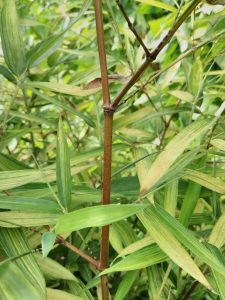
[0,0,225,299]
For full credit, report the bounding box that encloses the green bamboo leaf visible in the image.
[114,107,187,130]
[0,0,26,76]
[55,204,147,234]
[179,157,206,226]
[68,280,94,300]
[0,196,60,213]
[27,34,64,68]
[0,165,89,191]
[10,111,55,126]
[102,244,167,274]
[0,153,30,171]
[30,88,95,127]
[0,128,36,150]
[118,236,153,257]
[205,243,225,300]
[25,81,101,97]
[41,232,56,258]
[209,212,225,249]
[133,147,152,184]
[0,228,46,299]
[34,253,75,281]
[147,266,165,300]
[189,55,203,96]
[164,179,178,217]
[169,90,194,102]
[0,211,60,227]
[142,205,225,277]
[0,65,16,83]
[0,261,42,300]
[136,0,177,12]
[114,271,138,300]
[140,118,215,194]
[47,288,82,300]
[56,118,71,210]
[210,139,225,152]
[179,182,201,227]
[110,221,137,254]
[26,0,91,68]
[110,226,123,254]
[183,169,225,194]
[138,207,211,290]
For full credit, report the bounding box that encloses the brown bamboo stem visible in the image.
[94,1,114,299]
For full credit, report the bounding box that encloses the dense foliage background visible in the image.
[0,0,225,299]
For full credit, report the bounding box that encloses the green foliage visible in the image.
[0,0,225,299]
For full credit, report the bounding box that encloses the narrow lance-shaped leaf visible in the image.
[164,179,178,217]
[0,261,43,300]
[140,118,215,194]
[55,204,147,234]
[136,0,177,13]
[47,288,82,300]
[179,182,201,227]
[0,196,60,213]
[27,0,91,68]
[0,65,17,83]
[101,244,167,274]
[0,211,60,228]
[30,88,95,127]
[137,207,211,290]
[209,212,225,249]
[144,204,225,277]
[182,169,225,194]
[210,139,225,152]
[205,243,225,300]
[114,271,138,300]
[56,118,71,211]
[0,0,26,76]
[34,253,75,281]
[179,156,206,227]
[25,81,101,97]
[0,228,46,299]
[147,266,164,300]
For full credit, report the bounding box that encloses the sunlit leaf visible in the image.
[140,118,215,194]
[55,204,147,234]
[136,0,177,12]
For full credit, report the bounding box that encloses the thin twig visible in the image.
[119,29,224,107]
[115,0,159,75]
[150,0,202,59]
[56,235,99,269]
[115,0,150,58]
[111,0,202,110]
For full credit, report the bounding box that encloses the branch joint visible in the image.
[104,106,115,115]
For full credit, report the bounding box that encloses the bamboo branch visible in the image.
[150,0,202,59]
[115,0,159,73]
[120,30,225,106]
[94,1,114,299]
[56,235,99,269]
[111,0,202,110]
[115,0,151,58]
